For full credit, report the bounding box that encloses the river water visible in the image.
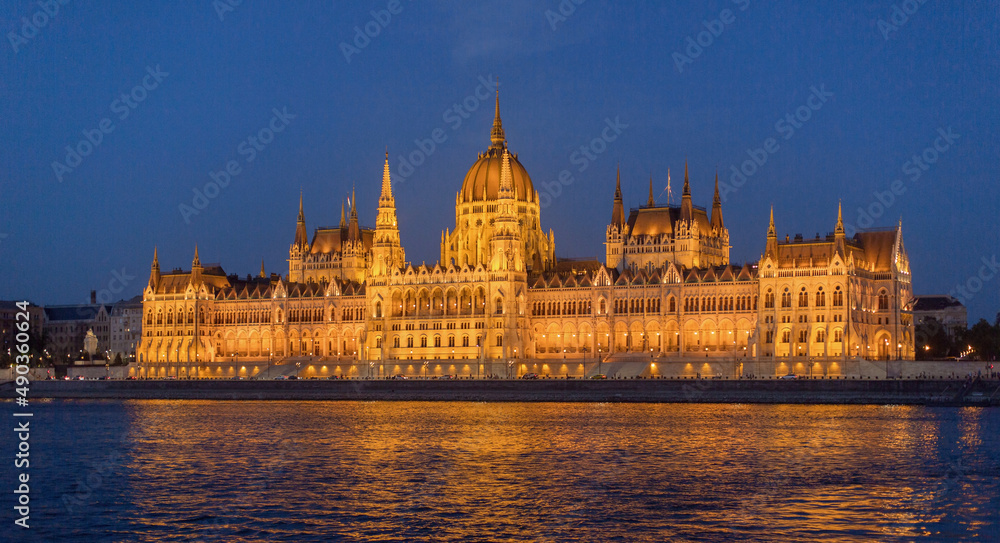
[7,400,999,541]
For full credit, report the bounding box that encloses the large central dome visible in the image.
[458,92,536,204]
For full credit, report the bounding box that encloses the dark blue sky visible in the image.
[2,1,998,320]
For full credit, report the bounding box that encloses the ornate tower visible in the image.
[288,193,308,282]
[342,188,368,283]
[605,166,626,269]
[372,152,406,276]
[148,247,161,291]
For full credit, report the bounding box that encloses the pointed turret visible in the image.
[259,258,266,278]
[149,246,161,291]
[833,201,846,257]
[611,166,625,226]
[374,153,406,275]
[339,200,346,229]
[710,171,724,231]
[293,192,308,249]
[647,175,655,207]
[190,245,203,285]
[490,81,506,150]
[348,187,361,242]
[680,161,693,223]
[765,206,778,260]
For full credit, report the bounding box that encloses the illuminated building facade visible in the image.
[139,94,914,378]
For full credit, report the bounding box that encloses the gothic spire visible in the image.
[490,80,506,150]
[647,174,655,207]
[611,165,624,226]
[348,187,361,241]
[710,171,724,230]
[835,200,845,236]
[498,148,514,199]
[768,206,776,238]
[293,192,308,249]
[340,200,346,228]
[765,205,778,260]
[680,161,693,223]
[149,246,161,290]
[192,245,201,267]
[259,258,266,278]
[380,150,394,205]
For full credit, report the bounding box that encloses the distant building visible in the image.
[44,297,112,361]
[0,301,45,360]
[913,295,967,336]
[110,295,144,363]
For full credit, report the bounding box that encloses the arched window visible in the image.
[798,287,808,307]
[448,336,455,347]
[764,289,775,309]
[406,337,414,348]
[816,288,826,307]
[495,297,504,315]
[833,286,844,307]
[374,301,382,318]
[147,310,153,325]
[496,334,503,347]
[781,288,791,308]
[434,336,441,347]
[878,290,889,311]
[393,337,400,348]
[462,336,469,347]
[166,309,173,325]
[816,329,826,342]
[420,336,428,348]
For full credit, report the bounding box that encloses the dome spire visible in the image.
[490,79,506,149]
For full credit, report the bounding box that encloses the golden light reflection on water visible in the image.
[105,401,1000,542]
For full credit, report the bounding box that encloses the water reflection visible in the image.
[24,401,1000,541]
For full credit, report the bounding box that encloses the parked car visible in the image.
[274,375,289,380]
[590,374,607,380]
[521,373,539,379]
[391,374,408,380]
[779,374,799,380]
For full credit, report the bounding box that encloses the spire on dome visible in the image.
[490,80,506,150]
[498,148,514,199]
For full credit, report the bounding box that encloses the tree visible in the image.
[958,319,1000,361]
[915,317,957,360]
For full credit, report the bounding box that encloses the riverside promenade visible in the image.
[10,378,1000,406]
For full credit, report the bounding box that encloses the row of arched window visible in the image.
[390,335,482,349]
[683,295,756,313]
[531,300,593,316]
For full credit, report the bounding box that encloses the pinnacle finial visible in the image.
[490,80,505,149]
[835,200,845,235]
[152,246,159,267]
[340,200,346,227]
[260,258,266,278]
[768,206,776,237]
[648,174,655,207]
[193,245,200,266]
[297,190,304,222]
[380,150,394,204]
[713,171,721,204]
[683,161,690,195]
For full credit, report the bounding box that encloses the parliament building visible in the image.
[139,93,915,379]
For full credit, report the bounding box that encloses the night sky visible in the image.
[2,1,998,320]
